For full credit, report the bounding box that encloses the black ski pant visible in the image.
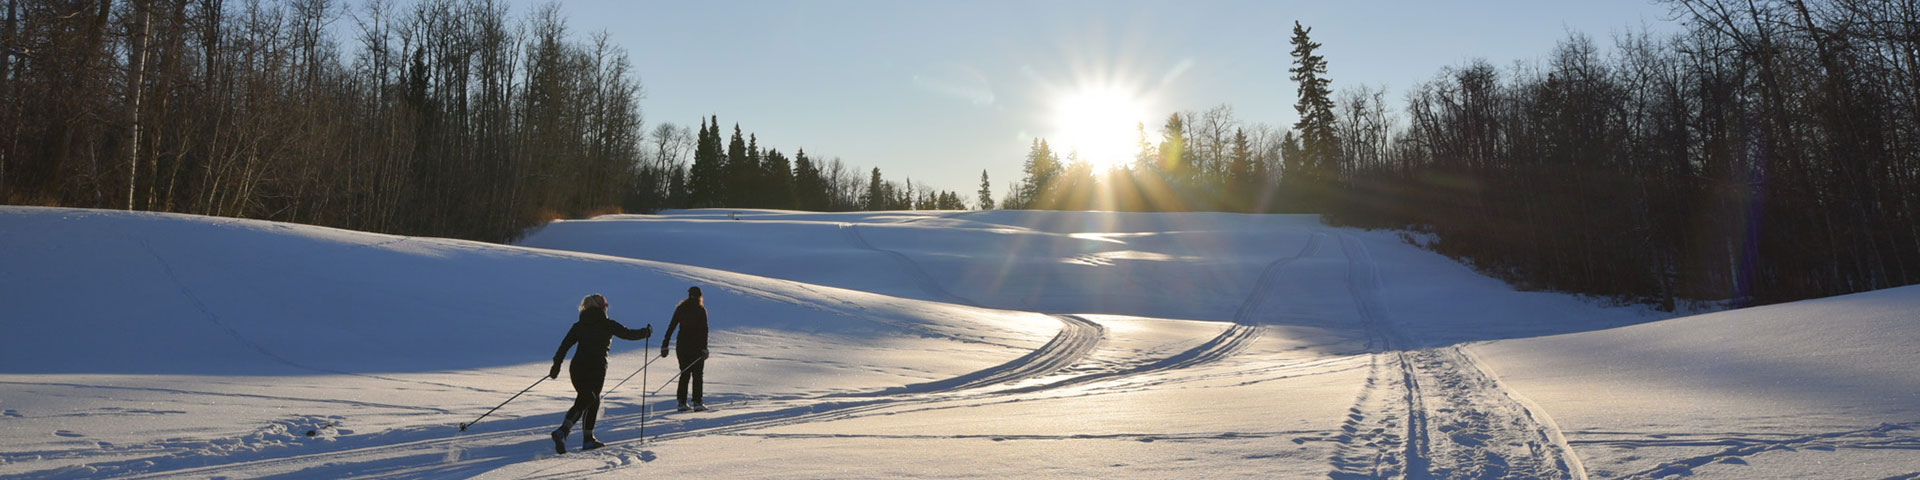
[676,345,706,406]
[559,360,606,437]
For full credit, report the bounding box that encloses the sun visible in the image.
[1051,85,1150,171]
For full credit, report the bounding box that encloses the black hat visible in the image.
[688,286,702,297]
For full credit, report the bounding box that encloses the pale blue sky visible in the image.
[542,0,1680,196]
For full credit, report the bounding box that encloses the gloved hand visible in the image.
[549,360,562,379]
[660,347,669,358]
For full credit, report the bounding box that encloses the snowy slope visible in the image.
[0,207,1057,478]
[521,209,1331,321]
[1472,285,1920,479]
[2,206,1916,479]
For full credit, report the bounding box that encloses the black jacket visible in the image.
[662,300,708,350]
[554,307,651,366]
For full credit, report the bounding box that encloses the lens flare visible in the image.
[1050,85,1150,171]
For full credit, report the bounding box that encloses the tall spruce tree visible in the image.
[864,167,886,211]
[977,170,995,210]
[688,117,722,208]
[1288,21,1339,205]
[725,124,748,205]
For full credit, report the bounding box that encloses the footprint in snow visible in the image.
[54,430,84,438]
[3,409,21,417]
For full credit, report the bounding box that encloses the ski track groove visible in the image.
[1329,232,1581,480]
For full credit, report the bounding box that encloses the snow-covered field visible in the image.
[2,206,1914,479]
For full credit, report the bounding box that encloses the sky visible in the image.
[541,0,1683,197]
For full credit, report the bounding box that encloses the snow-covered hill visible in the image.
[1474,285,1920,479]
[2,206,1914,478]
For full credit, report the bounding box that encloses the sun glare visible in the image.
[1052,86,1149,171]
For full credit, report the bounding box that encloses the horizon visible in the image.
[547,0,1682,194]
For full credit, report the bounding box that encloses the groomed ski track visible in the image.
[1327,232,1586,480]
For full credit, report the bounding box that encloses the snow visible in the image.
[1471,286,1920,479]
[2,205,1915,479]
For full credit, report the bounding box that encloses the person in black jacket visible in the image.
[660,286,710,412]
[550,293,650,453]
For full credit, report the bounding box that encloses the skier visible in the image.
[661,286,710,412]
[550,294,652,453]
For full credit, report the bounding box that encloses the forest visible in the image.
[1006,0,1918,308]
[0,0,958,243]
[3,0,1914,307]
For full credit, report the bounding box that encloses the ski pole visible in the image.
[641,338,649,440]
[459,375,547,432]
[603,353,668,398]
[647,352,709,397]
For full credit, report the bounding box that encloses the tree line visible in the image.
[1357,0,1919,307]
[1007,3,1918,308]
[0,0,965,243]
[627,115,967,214]
[0,0,645,241]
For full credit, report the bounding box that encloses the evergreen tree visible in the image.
[744,134,763,206]
[977,170,995,210]
[1159,113,1190,187]
[1288,21,1340,202]
[764,148,794,209]
[1227,128,1256,212]
[725,124,749,205]
[1280,131,1303,182]
[688,117,723,208]
[1015,138,1061,209]
[669,163,690,209]
[793,149,826,211]
[902,178,916,210]
[864,167,886,211]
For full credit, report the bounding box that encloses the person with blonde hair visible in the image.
[549,293,651,453]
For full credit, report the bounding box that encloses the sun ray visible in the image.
[1050,85,1150,171]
